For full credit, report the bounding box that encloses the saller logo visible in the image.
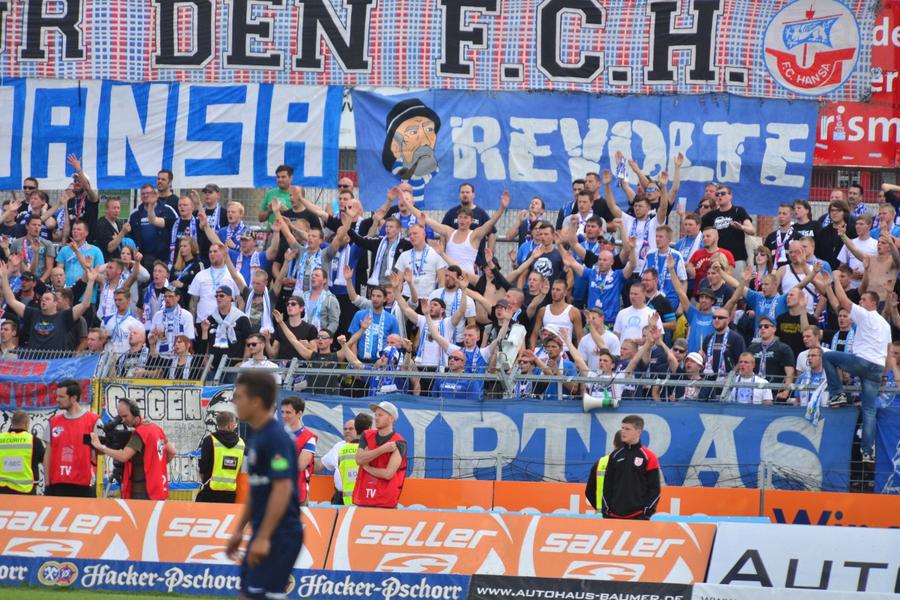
[539,532,685,557]
[376,553,458,573]
[563,561,646,581]
[5,538,83,557]
[331,509,517,574]
[762,0,859,96]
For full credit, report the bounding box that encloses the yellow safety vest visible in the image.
[337,441,360,505]
[595,455,610,515]
[0,431,34,494]
[209,435,245,492]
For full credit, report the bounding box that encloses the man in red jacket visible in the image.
[44,379,100,497]
[601,415,661,520]
[353,401,407,508]
[91,399,176,500]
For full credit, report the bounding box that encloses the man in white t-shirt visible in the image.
[397,296,465,367]
[613,283,664,342]
[814,273,891,463]
[102,289,144,354]
[188,243,240,323]
[836,215,876,289]
[795,324,827,375]
[604,181,667,273]
[578,307,622,370]
[238,333,282,384]
[394,223,447,298]
[727,352,773,405]
[428,266,476,343]
[148,287,195,353]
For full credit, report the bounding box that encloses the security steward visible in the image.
[91,399,176,500]
[584,431,622,513]
[0,411,45,495]
[196,409,245,503]
[336,413,373,505]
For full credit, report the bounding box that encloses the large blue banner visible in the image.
[0,79,341,191]
[300,396,857,492]
[0,556,471,600]
[876,407,900,494]
[353,90,818,214]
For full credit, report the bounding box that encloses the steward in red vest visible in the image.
[352,401,407,508]
[91,399,175,500]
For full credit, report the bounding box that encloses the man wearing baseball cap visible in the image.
[198,183,227,262]
[746,314,796,402]
[353,401,407,508]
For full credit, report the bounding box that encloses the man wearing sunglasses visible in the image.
[701,307,745,380]
[747,315,796,403]
[239,333,281,385]
[199,286,251,373]
[701,185,754,274]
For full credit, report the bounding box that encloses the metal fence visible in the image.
[3,348,895,404]
[0,349,892,495]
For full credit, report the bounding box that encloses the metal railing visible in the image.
[0,350,891,494]
[3,348,894,405]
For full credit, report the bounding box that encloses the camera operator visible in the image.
[91,399,176,500]
[43,380,101,497]
[99,414,132,490]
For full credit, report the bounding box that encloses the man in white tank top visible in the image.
[408,192,509,278]
[530,278,584,348]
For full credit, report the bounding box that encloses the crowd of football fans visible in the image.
[2,154,900,415]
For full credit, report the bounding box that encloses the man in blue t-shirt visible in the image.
[56,220,105,287]
[721,264,817,334]
[563,242,637,324]
[348,286,400,361]
[226,372,302,600]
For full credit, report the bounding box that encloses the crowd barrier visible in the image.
[2,360,898,494]
[1,496,898,597]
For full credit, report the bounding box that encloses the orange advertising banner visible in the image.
[764,489,900,528]
[492,481,760,518]
[265,475,900,528]
[325,506,715,583]
[519,514,715,582]
[0,496,336,568]
[310,474,496,510]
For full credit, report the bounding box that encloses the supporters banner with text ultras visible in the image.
[0,1,878,100]
[875,406,900,494]
[352,90,818,213]
[298,396,858,491]
[0,79,341,191]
